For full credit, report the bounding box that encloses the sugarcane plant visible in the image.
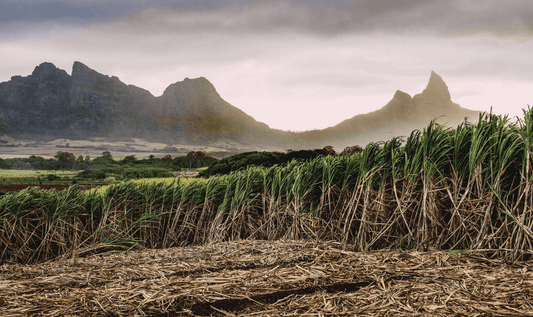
[1,107,532,264]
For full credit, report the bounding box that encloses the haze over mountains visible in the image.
[0,62,479,151]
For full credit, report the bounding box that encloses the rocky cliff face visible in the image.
[68,61,161,139]
[0,62,282,145]
[0,62,72,134]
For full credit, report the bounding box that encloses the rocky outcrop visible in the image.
[0,62,72,135]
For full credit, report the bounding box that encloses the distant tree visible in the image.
[77,155,84,162]
[0,157,8,168]
[53,151,77,169]
[341,145,363,154]
[55,151,76,161]
[100,151,115,163]
[162,154,172,161]
[184,151,218,168]
[122,155,137,165]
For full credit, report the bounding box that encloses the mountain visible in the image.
[0,61,292,146]
[0,62,479,151]
[295,71,480,148]
[0,61,155,139]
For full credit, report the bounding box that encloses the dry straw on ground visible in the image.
[1,240,533,316]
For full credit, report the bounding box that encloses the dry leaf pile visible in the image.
[1,240,533,316]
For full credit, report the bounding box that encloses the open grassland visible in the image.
[1,240,532,316]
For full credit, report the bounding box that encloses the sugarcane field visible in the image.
[2,110,533,316]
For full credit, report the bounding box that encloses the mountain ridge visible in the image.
[293,70,479,148]
[0,62,480,151]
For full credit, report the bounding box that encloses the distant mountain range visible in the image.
[0,62,479,150]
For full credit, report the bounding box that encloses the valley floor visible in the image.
[1,240,532,316]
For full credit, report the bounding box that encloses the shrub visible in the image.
[46,174,60,181]
[77,169,107,180]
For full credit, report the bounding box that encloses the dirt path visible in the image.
[1,240,532,316]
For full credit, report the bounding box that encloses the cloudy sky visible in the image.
[1,0,531,131]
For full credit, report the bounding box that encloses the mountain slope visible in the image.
[294,71,480,148]
[154,77,286,144]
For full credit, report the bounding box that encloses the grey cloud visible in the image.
[0,0,247,24]
[3,0,532,39]
[84,0,533,39]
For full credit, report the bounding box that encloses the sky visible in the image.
[0,0,532,132]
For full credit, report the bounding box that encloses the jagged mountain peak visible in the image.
[72,61,102,79]
[31,62,64,78]
[162,76,217,97]
[419,70,451,102]
[73,61,88,70]
[393,90,413,102]
[378,89,416,118]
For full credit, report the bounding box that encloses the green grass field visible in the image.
[0,170,78,179]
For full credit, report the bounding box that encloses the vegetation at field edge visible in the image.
[0,150,216,186]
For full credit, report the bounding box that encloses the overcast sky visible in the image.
[1,0,531,131]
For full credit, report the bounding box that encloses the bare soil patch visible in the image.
[1,240,532,316]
